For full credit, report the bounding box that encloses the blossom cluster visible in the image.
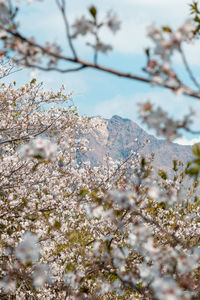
[144,20,197,91]
[71,7,121,55]
[19,137,57,160]
[138,101,195,140]
[0,2,121,66]
[140,18,199,140]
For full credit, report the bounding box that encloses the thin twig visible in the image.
[179,47,200,91]
[184,127,200,134]
[56,0,77,59]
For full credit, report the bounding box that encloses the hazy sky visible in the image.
[6,0,200,144]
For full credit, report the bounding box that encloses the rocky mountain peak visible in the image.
[86,115,192,175]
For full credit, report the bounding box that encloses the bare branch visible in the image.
[184,127,200,134]
[56,0,77,59]
[179,46,200,91]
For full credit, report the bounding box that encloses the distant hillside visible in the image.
[83,115,192,175]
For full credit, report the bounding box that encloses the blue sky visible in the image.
[6,0,200,144]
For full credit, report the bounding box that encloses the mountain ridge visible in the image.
[85,115,192,175]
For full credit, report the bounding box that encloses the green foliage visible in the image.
[186,143,200,180]
[162,26,172,32]
[79,188,89,197]
[30,78,37,84]
[158,169,168,180]
[65,262,75,272]
[89,5,97,19]
[190,2,200,34]
[192,143,200,156]
[190,1,200,14]
[173,159,178,172]
[54,220,62,230]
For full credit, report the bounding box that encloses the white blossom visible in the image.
[0,276,16,294]
[15,232,40,263]
[64,272,79,289]
[19,137,57,159]
[32,264,51,288]
[107,11,121,34]
[72,16,93,37]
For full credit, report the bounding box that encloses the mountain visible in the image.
[83,115,193,175]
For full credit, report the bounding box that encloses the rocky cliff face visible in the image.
[84,115,192,174]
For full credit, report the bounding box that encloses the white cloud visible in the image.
[37,71,89,95]
[19,0,192,56]
[98,20,147,55]
[124,0,184,4]
[92,89,199,118]
[173,42,200,69]
[3,67,89,97]
[175,137,200,145]
[91,89,200,136]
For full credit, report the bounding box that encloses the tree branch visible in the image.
[25,62,87,73]
[2,26,200,100]
[55,0,77,59]
[184,127,200,134]
[179,46,200,91]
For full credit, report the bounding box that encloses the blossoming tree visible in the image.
[1,0,200,299]
[0,0,200,139]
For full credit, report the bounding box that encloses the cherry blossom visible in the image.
[0,2,200,299]
[15,232,40,263]
[106,11,121,34]
[72,16,93,38]
[19,137,57,160]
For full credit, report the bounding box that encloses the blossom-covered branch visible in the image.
[0,1,200,101]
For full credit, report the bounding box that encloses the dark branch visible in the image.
[2,26,200,101]
[25,62,87,73]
